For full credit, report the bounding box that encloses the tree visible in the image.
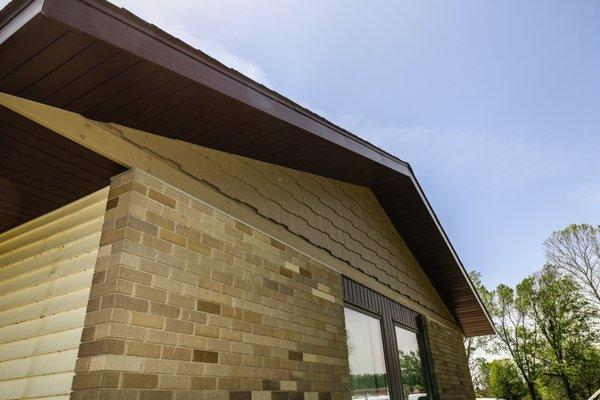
[463,271,497,397]
[466,249,600,399]
[544,224,600,308]
[464,272,494,366]
[398,350,426,393]
[472,357,491,397]
[488,281,541,400]
[488,359,528,400]
[520,266,600,400]
[578,346,600,397]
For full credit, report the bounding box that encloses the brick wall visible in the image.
[117,129,453,323]
[426,320,475,399]
[71,169,350,400]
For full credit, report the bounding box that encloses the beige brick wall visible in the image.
[71,169,350,400]
[117,131,453,323]
[426,319,475,399]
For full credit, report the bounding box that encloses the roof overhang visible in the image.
[0,0,494,336]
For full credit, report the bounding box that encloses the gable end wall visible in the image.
[116,128,454,324]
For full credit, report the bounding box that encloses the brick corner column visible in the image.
[70,169,168,400]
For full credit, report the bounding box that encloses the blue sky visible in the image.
[23,0,600,289]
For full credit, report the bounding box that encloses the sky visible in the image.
[7,0,599,289]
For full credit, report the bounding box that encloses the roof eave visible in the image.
[0,0,495,336]
[40,0,412,178]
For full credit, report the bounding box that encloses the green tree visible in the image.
[398,350,426,393]
[464,272,495,370]
[489,282,541,400]
[520,266,600,400]
[578,346,600,397]
[349,373,389,392]
[488,359,529,400]
[472,357,491,397]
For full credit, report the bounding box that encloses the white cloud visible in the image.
[334,114,552,191]
[108,0,271,86]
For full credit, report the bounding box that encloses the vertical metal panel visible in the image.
[342,277,419,330]
[342,276,434,400]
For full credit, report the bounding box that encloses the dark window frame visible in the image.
[392,322,434,398]
[342,277,436,400]
[344,303,393,397]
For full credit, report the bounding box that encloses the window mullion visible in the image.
[382,313,404,400]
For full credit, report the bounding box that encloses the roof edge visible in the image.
[0,0,495,336]
[0,0,42,43]
[407,166,496,335]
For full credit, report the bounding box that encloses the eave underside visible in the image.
[0,105,124,230]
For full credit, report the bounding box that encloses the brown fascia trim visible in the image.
[0,0,42,43]
[0,0,495,335]
[407,172,495,335]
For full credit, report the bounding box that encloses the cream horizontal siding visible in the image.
[0,188,108,400]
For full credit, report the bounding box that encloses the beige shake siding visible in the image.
[118,128,454,324]
[0,189,108,400]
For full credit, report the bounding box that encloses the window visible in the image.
[344,307,390,400]
[395,326,428,399]
[342,277,433,400]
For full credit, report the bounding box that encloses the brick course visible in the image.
[426,320,476,399]
[71,169,350,400]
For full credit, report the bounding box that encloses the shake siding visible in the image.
[118,129,454,323]
[0,189,108,400]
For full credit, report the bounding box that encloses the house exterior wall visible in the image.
[425,318,475,399]
[71,169,350,400]
[69,166,475,400]
[117,129,454,324]
[0,188,108,400]
[0,61,484,399]
[0,108,476,398]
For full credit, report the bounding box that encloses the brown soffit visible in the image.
[0,0,495,336]
[0,104,125,230]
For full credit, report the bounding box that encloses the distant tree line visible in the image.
[466,224,600,400]
[349,372,389,393]
[349,352,426,397]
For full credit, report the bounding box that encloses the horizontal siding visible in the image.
[0,188,108,400]
[0,349,78,380]
[0,270,93,312]
[0,235,102,282]
[0,288,90,328]
[0,328,83,362]
[0,373,76,400]
[0,307,87,344]
[0,252,98,295]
